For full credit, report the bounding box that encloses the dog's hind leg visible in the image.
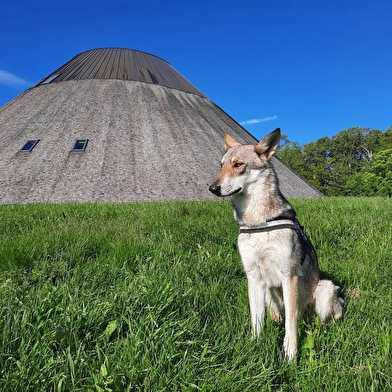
[282,275,299,360]
[266,287,283,321]
[246,271,267,338]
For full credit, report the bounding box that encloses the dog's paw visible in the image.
[283,348,297,361]
[283,337,297,360]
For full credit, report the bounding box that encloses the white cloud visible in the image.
[239,115,277,125]
[0,69,31,88]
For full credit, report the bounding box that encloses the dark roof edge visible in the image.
[77,47,171,65]
[30,47,173,90]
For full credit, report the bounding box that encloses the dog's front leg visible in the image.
[282,275,298,360]
[246,271,266,338]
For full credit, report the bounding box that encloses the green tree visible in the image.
[278,127,392,196]
[302,137,333,194]
[369,149,392,196]
[379,126,392,150]
[362,128,383,162]
[277,140,306,178]
[345,172,379,196]
[322,127,384,195]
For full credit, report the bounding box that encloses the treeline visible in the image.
[277,126,392,196]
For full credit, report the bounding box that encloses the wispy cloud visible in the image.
[239,115,277,126]
[0,69,31,88]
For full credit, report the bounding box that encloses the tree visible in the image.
[277,140,307,178]
[362,129,383,162]
[345,172,378,196]
[301,137,333,194]
[380,126,392,150]
[369,149,392,196]
[278,127,392,196]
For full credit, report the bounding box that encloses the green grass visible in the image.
[0,198,391,391]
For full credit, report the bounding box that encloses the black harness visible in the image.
[239,215,301,234]
[239,215,314,265]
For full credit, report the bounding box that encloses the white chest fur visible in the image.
[238,230,294,288]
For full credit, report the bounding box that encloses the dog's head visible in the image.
[209,128,281,197]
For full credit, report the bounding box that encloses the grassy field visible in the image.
[0,198,391,391]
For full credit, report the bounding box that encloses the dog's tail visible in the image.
[314,280,344,323]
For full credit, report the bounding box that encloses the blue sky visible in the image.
[1,0,391,144]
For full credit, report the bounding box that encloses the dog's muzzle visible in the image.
[209,183,222,196]
[209,184,242,197]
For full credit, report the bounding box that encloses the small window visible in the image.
[148,70,159,84]
[19,139,40,153]
[71,139,88,153]
[41,74,59,84]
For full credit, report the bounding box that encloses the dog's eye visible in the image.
[234,162,244,168]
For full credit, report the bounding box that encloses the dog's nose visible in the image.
[209,183,221,196]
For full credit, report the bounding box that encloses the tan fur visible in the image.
[224,133,241,150]
[209,128,344,359]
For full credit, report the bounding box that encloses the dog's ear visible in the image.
[224,133,241,151]
[254,128,281,161]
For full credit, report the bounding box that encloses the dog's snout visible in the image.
[209,183,221,196]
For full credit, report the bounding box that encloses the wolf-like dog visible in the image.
[209,128,344,359]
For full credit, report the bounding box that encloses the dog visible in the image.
[209,128,344,359]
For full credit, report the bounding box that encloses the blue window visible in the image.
[20,140,40,153]
[71,139,88,153]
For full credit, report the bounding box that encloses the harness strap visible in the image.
[239,216,314,265]
[239,223,297,234]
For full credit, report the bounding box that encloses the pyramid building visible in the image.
[0,48,322,204]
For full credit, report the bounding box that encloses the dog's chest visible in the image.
[238,232,293,287]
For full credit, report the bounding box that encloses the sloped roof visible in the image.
[34,48,206,97]
[0,48,323,204]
